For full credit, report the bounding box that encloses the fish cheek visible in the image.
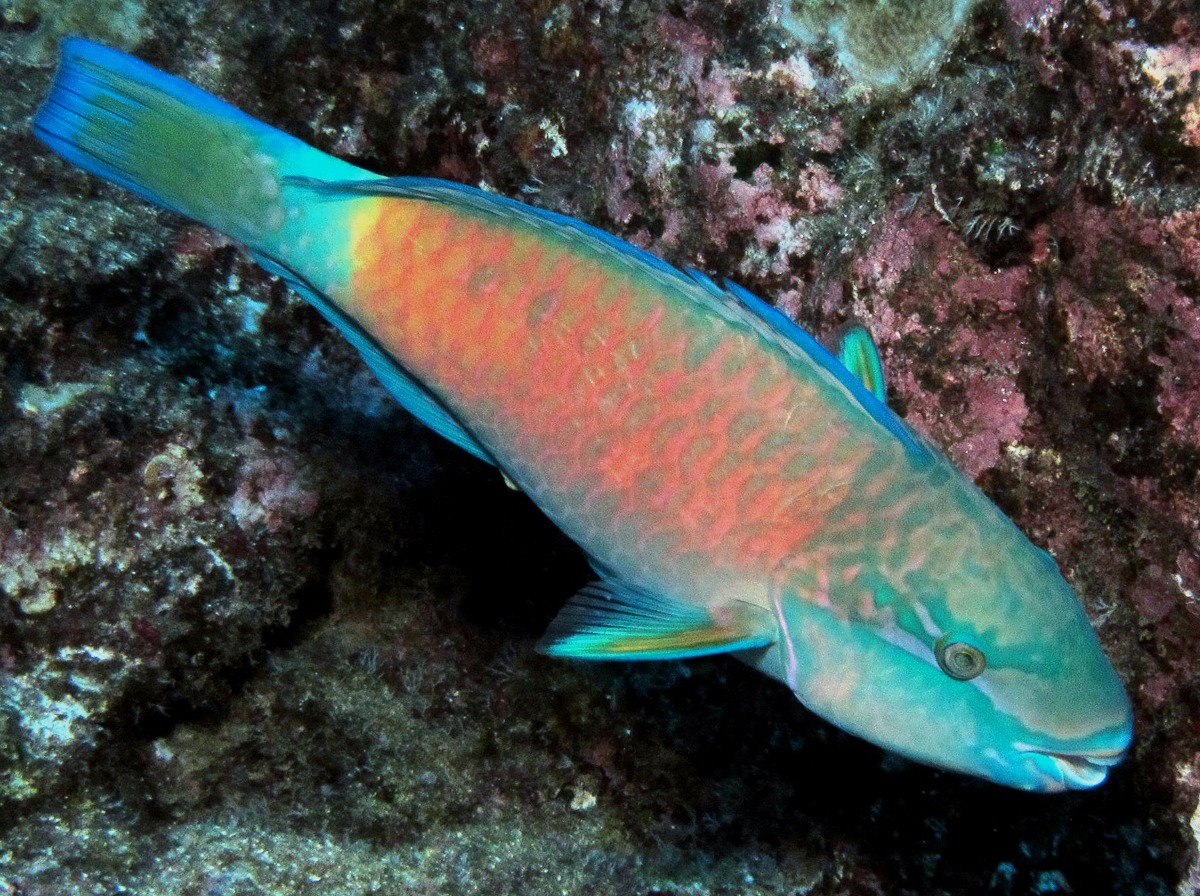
[779,599,929,722]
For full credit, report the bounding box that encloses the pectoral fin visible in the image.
[538,580,775,661]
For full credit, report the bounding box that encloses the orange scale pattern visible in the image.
[341,193,883,594]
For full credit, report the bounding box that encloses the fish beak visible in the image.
[1016,745,1128,790]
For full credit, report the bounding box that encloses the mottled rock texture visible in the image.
[1,0,1197,893]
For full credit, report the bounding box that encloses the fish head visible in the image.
[768,487,1133,792]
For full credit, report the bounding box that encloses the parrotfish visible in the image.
[34,38,1133,791]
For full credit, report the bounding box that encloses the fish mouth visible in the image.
[1015,744,1127,790]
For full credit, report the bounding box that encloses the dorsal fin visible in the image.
[824,321,887,403]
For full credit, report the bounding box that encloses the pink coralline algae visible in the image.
[1154,212,1200,445]
[1004,0,1066,33]
[1050,200,1200,451]
[1117,40,1200,149]
[598,7,842,287]
[1143,271,1200,449]
[698,159,837,278]
[849,203,920,299]
[939,376,1029,478]
[230,446,319,533]
[842,208,1034,478]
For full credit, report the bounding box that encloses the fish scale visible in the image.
[408,205,868,582]
[34,38,1133,791]
[340,193,877,591]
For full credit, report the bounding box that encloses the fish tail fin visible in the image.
[33,37,368,250]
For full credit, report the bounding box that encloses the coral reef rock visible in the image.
[1,0,1198,893]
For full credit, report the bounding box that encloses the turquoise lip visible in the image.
[1020,746,1127,790]
[1012,718,1132,791]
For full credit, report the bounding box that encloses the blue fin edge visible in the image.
[34,37,290,217]
[719,280,922,456]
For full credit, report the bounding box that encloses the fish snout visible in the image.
[1022,746,1126,789]
[1014,723,1132,791]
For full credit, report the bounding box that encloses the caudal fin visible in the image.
[34,38,365,249]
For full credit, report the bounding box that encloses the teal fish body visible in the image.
[752,452,1132,790]
[33,39,1132,792]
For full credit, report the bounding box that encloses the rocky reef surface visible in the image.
[1,0,1198,893]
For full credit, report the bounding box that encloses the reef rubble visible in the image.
[1,0,1198,893]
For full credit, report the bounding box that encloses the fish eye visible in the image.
[935,634,986,681]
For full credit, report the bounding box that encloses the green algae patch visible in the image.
[18,380,111,421]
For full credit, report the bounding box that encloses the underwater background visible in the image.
[1,0,1199,893]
